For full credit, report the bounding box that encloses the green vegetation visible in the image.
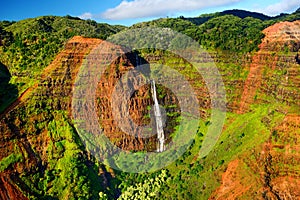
[118,170,169,200]
[0,16,125,110]
[182,9,272,25]
[17,111,106,199]
[1,15,123,78]
[0,153,22,172]
[0,7,300,200]
[129,9,299,53]
[132,17,198,34]
[41,112,101,199]
[131,15,266,52]
[109,104,285,199]
[196,15,265,52]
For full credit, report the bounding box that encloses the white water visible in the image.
[150,80,165,152]
[136,53,165,152]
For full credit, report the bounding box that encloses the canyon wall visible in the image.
[0,20,299,199]
[210,21,300,199]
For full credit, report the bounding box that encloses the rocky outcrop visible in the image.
[238,20,300,113]
[0,35,185,197]
[259,21,300,52]
[209,160,253,200]
[0,19,300,199]
[210,21,300,199]
[96,52,181,151]
[0,173,28,200]
[37,36,103,112]
[0,36,103,199]
[211,115,300,199]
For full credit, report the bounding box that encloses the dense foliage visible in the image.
[0,16,125,113]
[182,9,272,25]
[0,16,125,94]
[130,9,300,53]
[196,15,265,52]
[0,7,300,200]
[130,15,265,53]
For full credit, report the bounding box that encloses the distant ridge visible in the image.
[221,9,271,20]
[182,9,272,25]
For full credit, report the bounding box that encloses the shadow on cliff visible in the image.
[126,51,151,78]
[0,62,18,113]
[295,53,300,65]
[97,51,181,152]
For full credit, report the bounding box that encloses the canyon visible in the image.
[0,16,299,199]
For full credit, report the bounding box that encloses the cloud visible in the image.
[78,12,93,20]
[101,0,241,20]
[259,0,300,15]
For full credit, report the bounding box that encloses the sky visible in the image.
[1,0,300,26]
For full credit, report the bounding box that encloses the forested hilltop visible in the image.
[0,16,125,112]
[0,8,300,199]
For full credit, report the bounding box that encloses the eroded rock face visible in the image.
[38,36,103,112]
[210,115,300,200]
[0,36,183,197]
[0,173,29,200]
[96,52,181,151]
[260,21,300,52]
[0,36,103,199]
[0,20,300,199]
[238,20,300,113]
[210,21,300,200]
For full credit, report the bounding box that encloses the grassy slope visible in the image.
[0,9,299,199]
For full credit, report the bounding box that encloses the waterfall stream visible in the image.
[150,80,165,152]
[136,53,165,152]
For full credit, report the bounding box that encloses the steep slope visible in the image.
[0,36,109,199]
[0,13,300,199]
[106,20,299,199]
[239,20,300,113]
[96,56,181,151]
[210,114,300,199]
[209,21,300,199]
[0,16,125,113]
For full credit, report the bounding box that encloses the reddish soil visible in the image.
[274,114,300,156]
[0,20,299,198]
[0,173,28,200]
[209,160,252,200]
[271,176,300,199]
[213,20,300,199]
[0,36,103,120]
[211,114,300,199]
[0,36,104,199]
[238,52,264,113]
[259,21,300,51]
[42,36,103,78]
[238,20,300,113]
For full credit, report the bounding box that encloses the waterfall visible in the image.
[150,80,165,152]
